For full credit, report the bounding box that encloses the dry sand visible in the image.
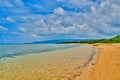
[88,43,120,80]
[0,45,96,80]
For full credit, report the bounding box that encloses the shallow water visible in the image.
[0,44,79,59]
[0,44,97,80]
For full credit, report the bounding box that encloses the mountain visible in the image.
[30,35,120,44]
[31,39,90,44]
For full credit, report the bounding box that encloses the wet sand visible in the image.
[0,45,97,80]
[88,43,120,80]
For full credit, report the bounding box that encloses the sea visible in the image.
[0,44,79,59]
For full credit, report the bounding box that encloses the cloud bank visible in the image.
[0,0,120,43]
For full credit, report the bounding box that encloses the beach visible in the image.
[0,45,96,80]
[88,43,120,80]
[0,44,120,80]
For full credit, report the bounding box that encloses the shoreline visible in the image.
[77,45,99,80]
[1,43,119,80]
[0,45,97,80]
[0,44,80,60]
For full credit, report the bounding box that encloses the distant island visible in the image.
[57,35,120,44]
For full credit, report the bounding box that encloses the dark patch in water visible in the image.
[0,45,79,59]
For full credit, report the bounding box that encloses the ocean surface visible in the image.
[0,44,79,59]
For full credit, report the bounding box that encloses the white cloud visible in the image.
[15,0,120,39]
[0,25,8,31]
[1,0,120,42]
[6,17,15,22]
[56,0,96,8]
[68,0,95,6]
[54,7,66,15]
[19,27,27,32]
[30,33,41,38]
[0,0,13,7]
[14,0,24,7]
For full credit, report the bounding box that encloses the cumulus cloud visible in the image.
[57,0,96,7]
[19,27,27,32]
[53,7,66,15]
[14,0,24,7]
[0,25,8,31]
[15,0,120,40]
[0,0,120,42]
[30,33,41,38]
[6,17,15,22]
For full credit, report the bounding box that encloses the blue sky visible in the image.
[0,0,120,43]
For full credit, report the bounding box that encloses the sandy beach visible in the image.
[88,43,120,80]
[0,45,96,80]
[0,44,120,80]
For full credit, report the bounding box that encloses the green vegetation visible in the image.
[58,35,120,44]
[84,35,120,44]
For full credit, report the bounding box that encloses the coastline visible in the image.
[88,43,120,80]
[0,45,97,80]
[1,43,119,80]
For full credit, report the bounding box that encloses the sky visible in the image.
[0,0,120,43]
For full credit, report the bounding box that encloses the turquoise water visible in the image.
[0,44,79,59]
